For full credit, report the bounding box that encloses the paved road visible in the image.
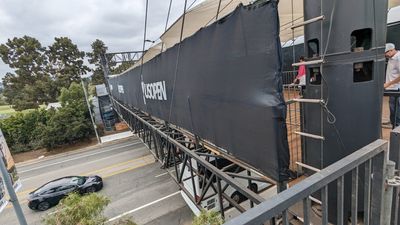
[0,137,193,225]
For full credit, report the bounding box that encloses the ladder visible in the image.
[287,0,327,171]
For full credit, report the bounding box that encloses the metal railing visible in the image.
[389,127,400,225]
[283,71,305,172]
[224,139,389,225]
[282,70,298,85]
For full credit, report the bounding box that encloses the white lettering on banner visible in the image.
[141,81,167,104]
[118,85,124,94]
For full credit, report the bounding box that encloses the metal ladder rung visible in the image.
[292,98,324,104]
[295,162,321,172]
[292,59,324,67]
[291,15,325,29]
[295,131,325,140]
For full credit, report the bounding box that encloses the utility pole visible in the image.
[80,78,101,144]
[0,153,27,225]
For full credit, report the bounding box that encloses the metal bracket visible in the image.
[387,176,400,187]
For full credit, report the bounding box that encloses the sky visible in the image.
[0,0,201,79]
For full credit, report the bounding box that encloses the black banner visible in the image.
[108,2,290,181]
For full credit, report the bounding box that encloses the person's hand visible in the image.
[384,82,390,89]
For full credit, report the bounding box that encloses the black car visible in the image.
[28,175,103,211]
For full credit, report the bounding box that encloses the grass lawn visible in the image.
[0,105,46,118]
[0,105,15,115]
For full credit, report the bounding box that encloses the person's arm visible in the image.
[385,60,400,88]
[384,75,400,88]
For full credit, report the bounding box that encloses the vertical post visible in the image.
[247,170,254,208]
[383,161,395,225]
[99,54,111,94]
[389,126,400,225]
[81,78,101,144]
[0,157,27,225]
[370,151,387,225]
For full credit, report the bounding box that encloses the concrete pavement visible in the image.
[0,137,193,225]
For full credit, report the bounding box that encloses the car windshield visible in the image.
[33,176,86,194]
[71,176,86,185]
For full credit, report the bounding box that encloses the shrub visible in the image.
[192,210,224,225]
[43,193,110,225]
[0,82,94,153]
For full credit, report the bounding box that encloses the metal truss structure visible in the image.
[105,51,144,64]
[99,52,282,219]
[110,97,277,218]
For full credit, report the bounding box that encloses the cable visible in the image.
[316,0,347,152]
[161,0,173,53]
[139,0,149,107]
[216,0,223,20]
[168,0,188,123]
[204,0,235,26]
[187,0,199,10]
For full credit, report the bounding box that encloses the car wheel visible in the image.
[230,191,246,204]
[37,201,50,211]
[249,183,258,193]
[85,186,97,193]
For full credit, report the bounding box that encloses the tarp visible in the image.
[124,0,303,71]
[108,1,290,181]
[126,0,400,71]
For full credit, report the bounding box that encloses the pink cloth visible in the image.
[296,65,306,79]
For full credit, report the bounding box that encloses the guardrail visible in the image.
[224,139,389,225]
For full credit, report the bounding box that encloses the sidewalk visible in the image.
[100,131,134,143]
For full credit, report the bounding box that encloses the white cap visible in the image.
[386,43,395,52]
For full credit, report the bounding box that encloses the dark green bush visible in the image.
[0,82,94,153]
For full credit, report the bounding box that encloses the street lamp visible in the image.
[80,74,101,144]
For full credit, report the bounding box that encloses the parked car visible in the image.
[28,175,103,211]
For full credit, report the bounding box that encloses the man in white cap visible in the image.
[384,43,400,128]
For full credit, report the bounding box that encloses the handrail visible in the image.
[224,139,388,225]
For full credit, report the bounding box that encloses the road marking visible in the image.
[155,172,168,178]
[107,191,180,222]
[19,142,142,173]
[81,155,153,176]
[20,150,147,182]
[16,140,139,167]
[6,159,156,210]
[17,155,153,198]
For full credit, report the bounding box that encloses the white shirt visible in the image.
[386,51,400,90]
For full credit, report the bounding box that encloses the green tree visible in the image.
[41,82,93,149]
[43,193,110,225]
[0,36,51,110]
[47,37,90,93]
[87,39,108,85]
[192,210,224,225]
[0,109,48,153]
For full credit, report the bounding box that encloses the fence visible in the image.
[225,139,389,225]
[283,71,305,172]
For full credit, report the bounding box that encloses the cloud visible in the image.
[0,0,199,78]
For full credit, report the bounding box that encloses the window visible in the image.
[354,61,373,82]
[309,67,321,85]
[43,188,58,195]
[351,28,372,52]
[56,185,76,192]
[307,39,319,58]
